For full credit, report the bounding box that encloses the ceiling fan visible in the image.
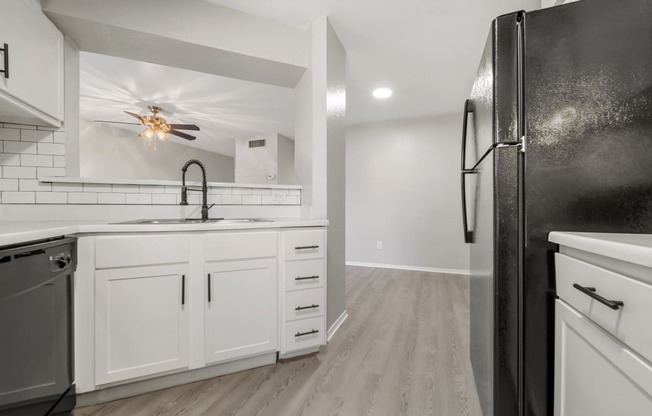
[124,105,200,141]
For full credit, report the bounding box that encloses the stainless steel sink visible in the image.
[114,218,272,225]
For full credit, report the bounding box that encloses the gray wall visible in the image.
[80,119,234,182]
[346,114,470,273]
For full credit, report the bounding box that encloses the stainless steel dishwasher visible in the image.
[0,237,77,416]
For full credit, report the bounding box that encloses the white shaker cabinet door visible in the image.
[205,259,278,364]
[555,300,652,416]
[95,264,190,385]
[0,0,64,124]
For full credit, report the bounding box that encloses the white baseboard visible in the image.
[346,261,470,276]
[327,310,349,342]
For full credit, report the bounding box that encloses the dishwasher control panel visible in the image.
[49,250,72,272]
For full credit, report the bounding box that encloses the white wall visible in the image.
[234,133,296,185]
[79,120,234,182]
[346,114,470,273]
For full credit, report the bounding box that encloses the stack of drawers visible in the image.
[553,245,652,415]
[280,229,327,357]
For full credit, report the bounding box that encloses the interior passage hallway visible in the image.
[74,266,481,416]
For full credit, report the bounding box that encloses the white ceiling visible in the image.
[205,0,541,125]
[79,52,295,157]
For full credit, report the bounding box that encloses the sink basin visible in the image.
[114,218,272,225]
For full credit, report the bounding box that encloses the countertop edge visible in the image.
[549,231,652,269]
[0,220,329,248]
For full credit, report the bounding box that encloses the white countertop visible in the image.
[549,232,652,269]
[0,218,328,247]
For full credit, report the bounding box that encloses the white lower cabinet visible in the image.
[205,259,278,364]
[95,264,190,385]
[555,300,652,416]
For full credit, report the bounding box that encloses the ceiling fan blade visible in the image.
[169,129,196,141]
[94,120,141,126]
[124,111,145,123]
[168,124,200,131]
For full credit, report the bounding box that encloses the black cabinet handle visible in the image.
[295,275,319,281]
[181,274,186,306]
[0,43,8,79]
[573,284,624,310]
[295,245,319,250]
[208,273,211,303]
[295,329,319,337]
[295,304,319,311]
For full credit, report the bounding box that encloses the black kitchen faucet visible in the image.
[180,159,213,221]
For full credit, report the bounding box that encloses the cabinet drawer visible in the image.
[284,230,325,260]
[556,253,652,363]
[95,235,190,268]
[555,300,652,416]
[285,259,325,291]
[205,232,277,261]
[284,316,326,353]
[285,288,325,322]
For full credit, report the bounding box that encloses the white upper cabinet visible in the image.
[0,0,64,126]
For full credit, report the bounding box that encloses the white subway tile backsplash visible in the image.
[0,123,301,207]
[36,126,60,132]
[242,195,262,205]
[252,188,272,196]
[4,141,37,154]
[112,184,139,193]
[98,193,126,204]
[221,195,242,205]
[0,179,18,191]
[125,193,152,204]
[37,167,65,177]
[0,128,20,141]
[21,154,53,167]
[19,179,52,192]
[21,130,53,143]
[139,185,165,194]
[4,123,35,130]
[0,153,20,166]
[271,189,288,196]
[83,183,111,193]
[37,143,65,155]
[68,192,97,204]
[209,187,232,195]
[36,192,67,204]
[53,132,65,143]
[207,194,222,205]
[2,191,35,203]
[151,193,177,205]
[164,186,181,194]
[52,183,83,192]
[3,166,36,178]
[232,188,252,195]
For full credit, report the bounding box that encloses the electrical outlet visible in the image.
[377,241,383,250]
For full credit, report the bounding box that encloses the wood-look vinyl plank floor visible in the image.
[74,266,481,416]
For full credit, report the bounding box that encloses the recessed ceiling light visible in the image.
[373,87,393,99]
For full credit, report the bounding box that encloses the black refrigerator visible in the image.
[461,1,652,415]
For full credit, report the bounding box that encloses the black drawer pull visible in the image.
[295,329,319,337]
[573,284,624,310]
[295,275,319,281]
[208,273,211,303]
[0,43,8,79]
[295,304,319,311]
[181,274,186,306]
[295,245,319,250]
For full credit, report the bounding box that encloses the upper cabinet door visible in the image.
[0,0,64,125]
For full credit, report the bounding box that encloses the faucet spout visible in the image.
[180,159,210,221]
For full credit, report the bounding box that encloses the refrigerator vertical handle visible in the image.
[461,171,475,244]
[461,99,475,244]
[461,99,473,171]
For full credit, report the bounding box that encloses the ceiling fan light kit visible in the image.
[125,105,200,147]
